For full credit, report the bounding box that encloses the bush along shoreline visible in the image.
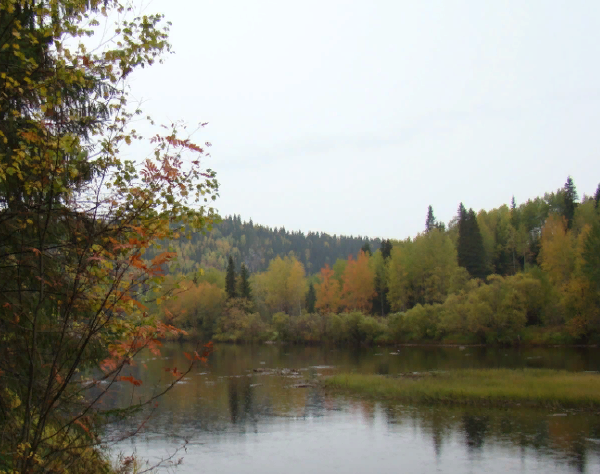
[163,301,599,347]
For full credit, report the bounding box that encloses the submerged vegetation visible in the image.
[323,370,600,409]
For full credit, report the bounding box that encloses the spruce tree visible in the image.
[225,256,237,299]
[457,204,488,280]
[563,176,578,229]
[305,282,317,313]
[372,255,390,316]
[467,209,488,279]
[239,263,252,299]
[510,196,519,229]
[594,183,600,210]
[361,242,372,256]
[380,239,393,260]
[457,203,469,270]
[425,205,436,232]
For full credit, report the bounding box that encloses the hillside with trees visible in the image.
[154,214,382,275]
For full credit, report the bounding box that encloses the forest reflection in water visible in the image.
[105,343,600,474]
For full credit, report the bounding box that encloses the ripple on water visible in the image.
[106,343,600,474]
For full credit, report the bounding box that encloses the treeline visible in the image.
[160,177,600,346]
[151,215,380,274]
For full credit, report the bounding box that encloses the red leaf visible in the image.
[118,375,143,387]
[165,367,183,377]
[74,418,91,435]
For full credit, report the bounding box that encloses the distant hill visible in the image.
[160,215,382,275]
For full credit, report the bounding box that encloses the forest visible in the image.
[150,214,381,274]
[158,177,600,346]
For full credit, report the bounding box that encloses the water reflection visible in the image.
[382,403,600,473]
[105,343,600,474]
[462,414,489,452]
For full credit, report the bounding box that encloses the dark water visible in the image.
[104,344,600,473]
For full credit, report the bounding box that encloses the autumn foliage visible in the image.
[0,1,217,472]
[315,264,341,313]
[315,251,375,313]
[341,250,376,312]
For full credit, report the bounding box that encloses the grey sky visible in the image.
[129,0,600,239]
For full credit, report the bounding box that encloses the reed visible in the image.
[323,369,600,409]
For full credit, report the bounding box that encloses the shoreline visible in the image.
[167,335,599,349]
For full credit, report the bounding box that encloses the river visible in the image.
[103,343,600,473]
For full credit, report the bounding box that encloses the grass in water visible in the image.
[323,369,600,409]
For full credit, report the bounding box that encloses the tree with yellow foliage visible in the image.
[261,256,306,315]
[315,264,341,313]
[341,250,375,312]
[538,214,575,288]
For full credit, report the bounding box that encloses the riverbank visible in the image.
[322,369,600,409]
[170,311,600,347]
[169,332,599,348]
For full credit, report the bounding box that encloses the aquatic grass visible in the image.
[322,369,600,409]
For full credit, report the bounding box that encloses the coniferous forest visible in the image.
[157,177,600,346]
[152,215,381,274]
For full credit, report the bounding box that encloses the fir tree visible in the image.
[372,255,390,316]
[510,196,519,229]
[457,204,488,280]
[457,203,468,270]
[380,239,393,260]
[239,263,252,299]
[361,242,372,256]
[225,256,237,299]
[305,282,317,313]
[466,209,488,280]
[594,183,600,210]
[563,176,578,229]
[425,205,436,232]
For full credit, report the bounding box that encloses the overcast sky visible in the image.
[127,0,600,240]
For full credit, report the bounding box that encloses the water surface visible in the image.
[105,344,600,473]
